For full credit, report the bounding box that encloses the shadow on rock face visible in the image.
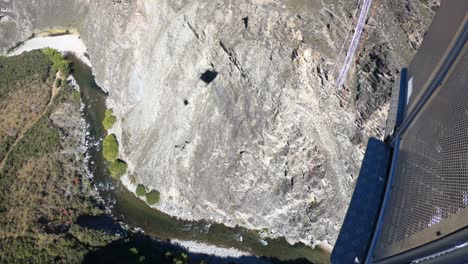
[76,214,126,236]
[83,232,315,264]
[200,70,218,84]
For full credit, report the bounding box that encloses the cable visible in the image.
[331,0,363,79]
[336,0,373,89]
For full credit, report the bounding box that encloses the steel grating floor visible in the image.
[374,44,468,260]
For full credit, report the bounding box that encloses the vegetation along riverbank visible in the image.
[0,50,197,263]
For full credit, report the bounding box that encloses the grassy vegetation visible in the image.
[73,90,81,102]
[0,51,108,263]
[109,159,128,179]
[0,50,53,169]
[103,134,119,162]
[42,48,71,77]
[0,135,14,161]
[102,109,116,130]
[146,190,161,205]
[0,236,89,263]
[0,118,60,178]
[0,50,51,101]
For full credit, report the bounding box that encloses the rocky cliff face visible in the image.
[0,0,436,245]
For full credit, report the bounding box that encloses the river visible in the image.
[67,53,328,264]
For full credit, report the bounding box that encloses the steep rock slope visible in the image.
[0,0,436,245]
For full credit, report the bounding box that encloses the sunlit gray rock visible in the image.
[0,0,436,245]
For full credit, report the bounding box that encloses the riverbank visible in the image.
[0,50,109,262]
[68,50,301,262]
[173,240,251,258]
[8,34,91,66]
[5,34,329,263]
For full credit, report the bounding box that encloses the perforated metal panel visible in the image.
[405,0,467,118]
[374,45,468,260]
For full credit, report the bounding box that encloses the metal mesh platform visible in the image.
[374,44,468,260]
[404,0,467,118]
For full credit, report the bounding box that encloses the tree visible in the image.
[103,134,119,162]
[146,190,160,205]
[136,185,146,196]
[102,109,116,130]
[42,48,71,77]
[173,252,189,264]
[109,160,127,179]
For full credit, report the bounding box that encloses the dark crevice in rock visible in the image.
[354,42,394,129]
[242,16,249,29]
[174,141,190,150]
[291,48,299,61]
[186,20,200,39]
[200,70,218,84]
[219,40,244,73]
[183,99,189,105]
[405,3,411,12]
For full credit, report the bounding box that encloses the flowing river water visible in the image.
[69,54,328,264]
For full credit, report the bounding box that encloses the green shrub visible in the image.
[103,134,119,162]
[136,185,146,196]
[146,190,160,205]
[109,159,127,179]
[73,90,81,102]
[42,48,71,77]
[102,115,116,130]
[129,247,139,255]
[102,109,116,130]
[173,252,189,264]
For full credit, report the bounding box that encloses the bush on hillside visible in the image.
[102,109,116,130]
[73,90,81,102]
[146,190,160,205]
[109,159,127,179]
[136,185,146,197]
[42,48,71,77]
[103,134,119,162]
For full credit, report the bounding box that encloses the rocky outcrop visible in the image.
[0,0,436,245]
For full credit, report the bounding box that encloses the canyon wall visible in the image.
[0,0,437,245]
